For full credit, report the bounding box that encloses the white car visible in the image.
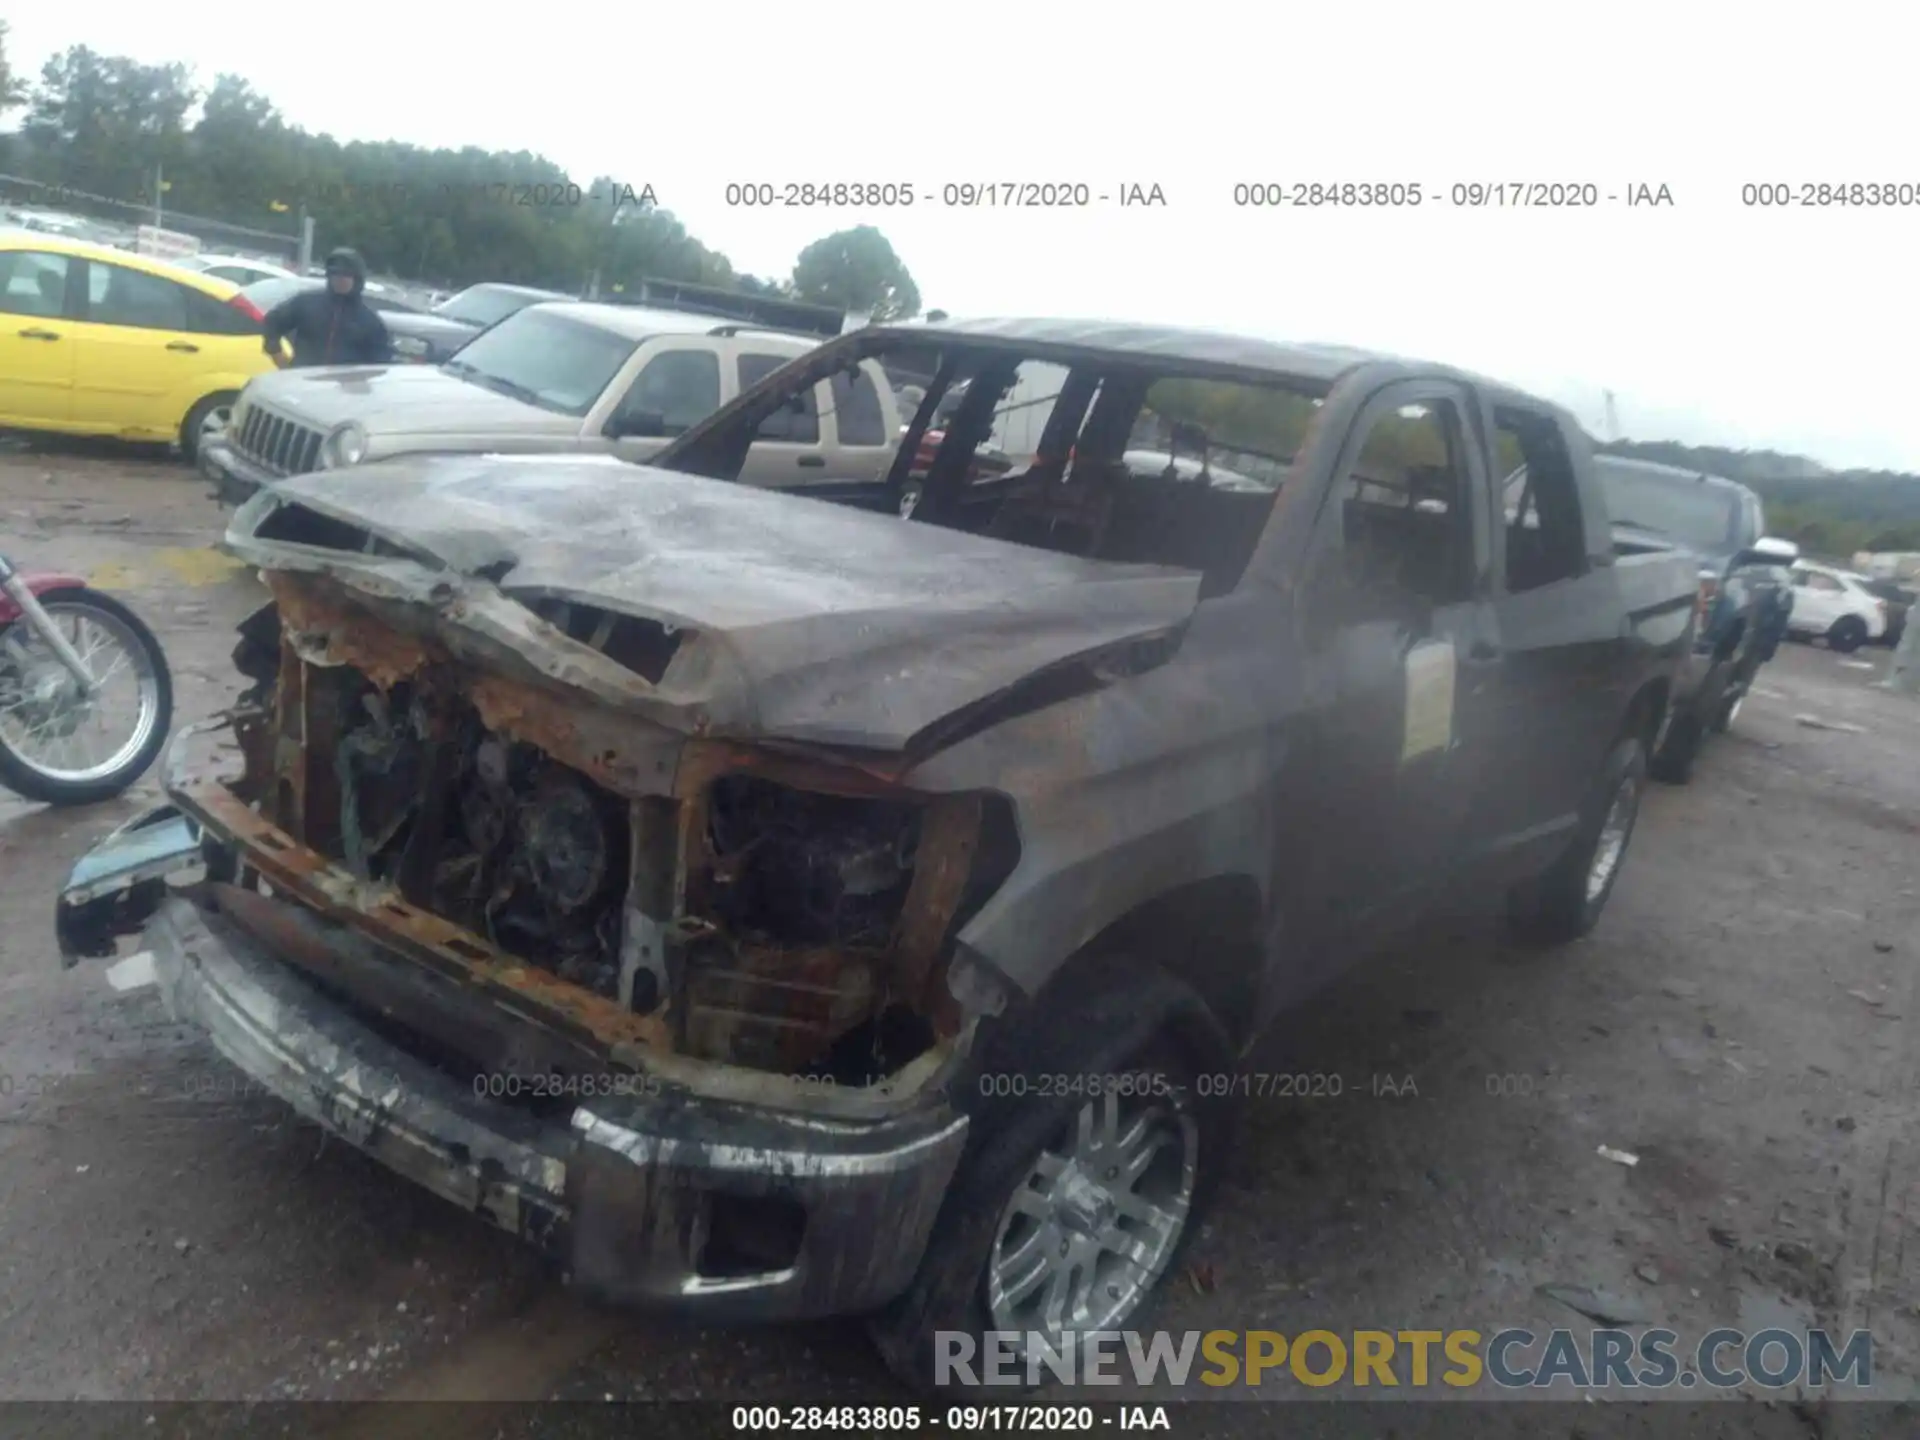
[1787,562,1887,653]
[178,254,297,287]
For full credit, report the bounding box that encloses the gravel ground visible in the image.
[1,440,1917,1437]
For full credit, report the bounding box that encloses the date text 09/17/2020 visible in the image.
[972,1071,1419,1101]
[730,1403,1172,1432]
[466,1069,846,1101]
[720,182,1168,208]
[1229,181,1675,208]
[285,181,657,209]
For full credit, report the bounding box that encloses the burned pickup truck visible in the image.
[56,320,1696,1392]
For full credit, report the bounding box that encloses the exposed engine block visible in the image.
[333,680,628,996]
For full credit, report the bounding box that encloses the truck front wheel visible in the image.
[1509,735,1647,944]
[868,965,1236,1396]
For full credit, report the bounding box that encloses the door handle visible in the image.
[797,454,826,468]
[17,328,59,341]
[166,341,200,353]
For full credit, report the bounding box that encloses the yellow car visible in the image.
[0,233,278,461]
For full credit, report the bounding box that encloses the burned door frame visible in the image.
[1475,400,1617,874]
[1283,377,1502,967]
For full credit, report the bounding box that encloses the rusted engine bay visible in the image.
[240,570,986,1083]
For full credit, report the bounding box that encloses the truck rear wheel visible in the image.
[1509,735,1647,944]
[1649,708,1702,784]
[867,964,1236,1397]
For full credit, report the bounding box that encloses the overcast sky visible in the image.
[9,2,1915,469]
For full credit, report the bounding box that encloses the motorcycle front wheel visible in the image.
[0,588,173,807]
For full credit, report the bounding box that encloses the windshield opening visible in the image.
[1129,376,1314,492]
[443,309,639,416]
[1594,462,1740,552]
[436,287,543,328]
[881,344,1321,596]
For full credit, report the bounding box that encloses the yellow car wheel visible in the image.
[180,392,238,464]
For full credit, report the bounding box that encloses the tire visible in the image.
[0,588,173,806]
[898,480,924,519]
[867,962,1237,1397]
[179,391,238,464]
[1649,707,1702,785]
[1508,735,1647,944]
[1827,616,1869,654]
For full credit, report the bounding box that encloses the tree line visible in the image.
[2,24,1912,531]
[0,26,922,318]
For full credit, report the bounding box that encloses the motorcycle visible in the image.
[0,553,173,806]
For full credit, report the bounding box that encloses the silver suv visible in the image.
[200,301,901,505]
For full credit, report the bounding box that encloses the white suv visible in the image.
[200,302,901,506]
[1787,562,1887,653]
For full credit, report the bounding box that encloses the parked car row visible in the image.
[1786,560,1894,652]
[0,230,585,458]
[177,253,299,288]
[0,232,274,460]
[198,300,900,506]
[60,313,1717,1395]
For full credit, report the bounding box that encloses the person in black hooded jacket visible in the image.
[261,247,393,368]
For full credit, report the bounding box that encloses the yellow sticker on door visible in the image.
[1402,639,1457,762]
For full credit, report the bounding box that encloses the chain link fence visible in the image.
[0,174,304,267]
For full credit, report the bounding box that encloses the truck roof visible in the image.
[868,316,1544,404]
[532,301,809,344]
[1594,453,1750,497]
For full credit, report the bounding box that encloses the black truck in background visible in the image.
[1589,456,1798,782]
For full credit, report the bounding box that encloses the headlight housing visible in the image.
[320,421,369,469]
[391,334,430,360]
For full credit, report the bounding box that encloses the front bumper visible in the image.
[60,811,969,1322]
[199,437,274,509]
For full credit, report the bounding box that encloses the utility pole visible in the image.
[297,209,314,272]
[1602,390,1621,441]
[151,163,164,228]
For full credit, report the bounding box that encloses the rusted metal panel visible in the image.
[167,778,672,1057]
[890,793,984,1013]
[680,941,880,1074]
[208,882,620,1079]
[269,634,305,833]
[268,570,684,800]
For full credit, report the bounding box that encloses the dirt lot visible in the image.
[2,443,1918,1435]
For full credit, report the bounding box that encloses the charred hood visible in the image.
[224,455,1201,753]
